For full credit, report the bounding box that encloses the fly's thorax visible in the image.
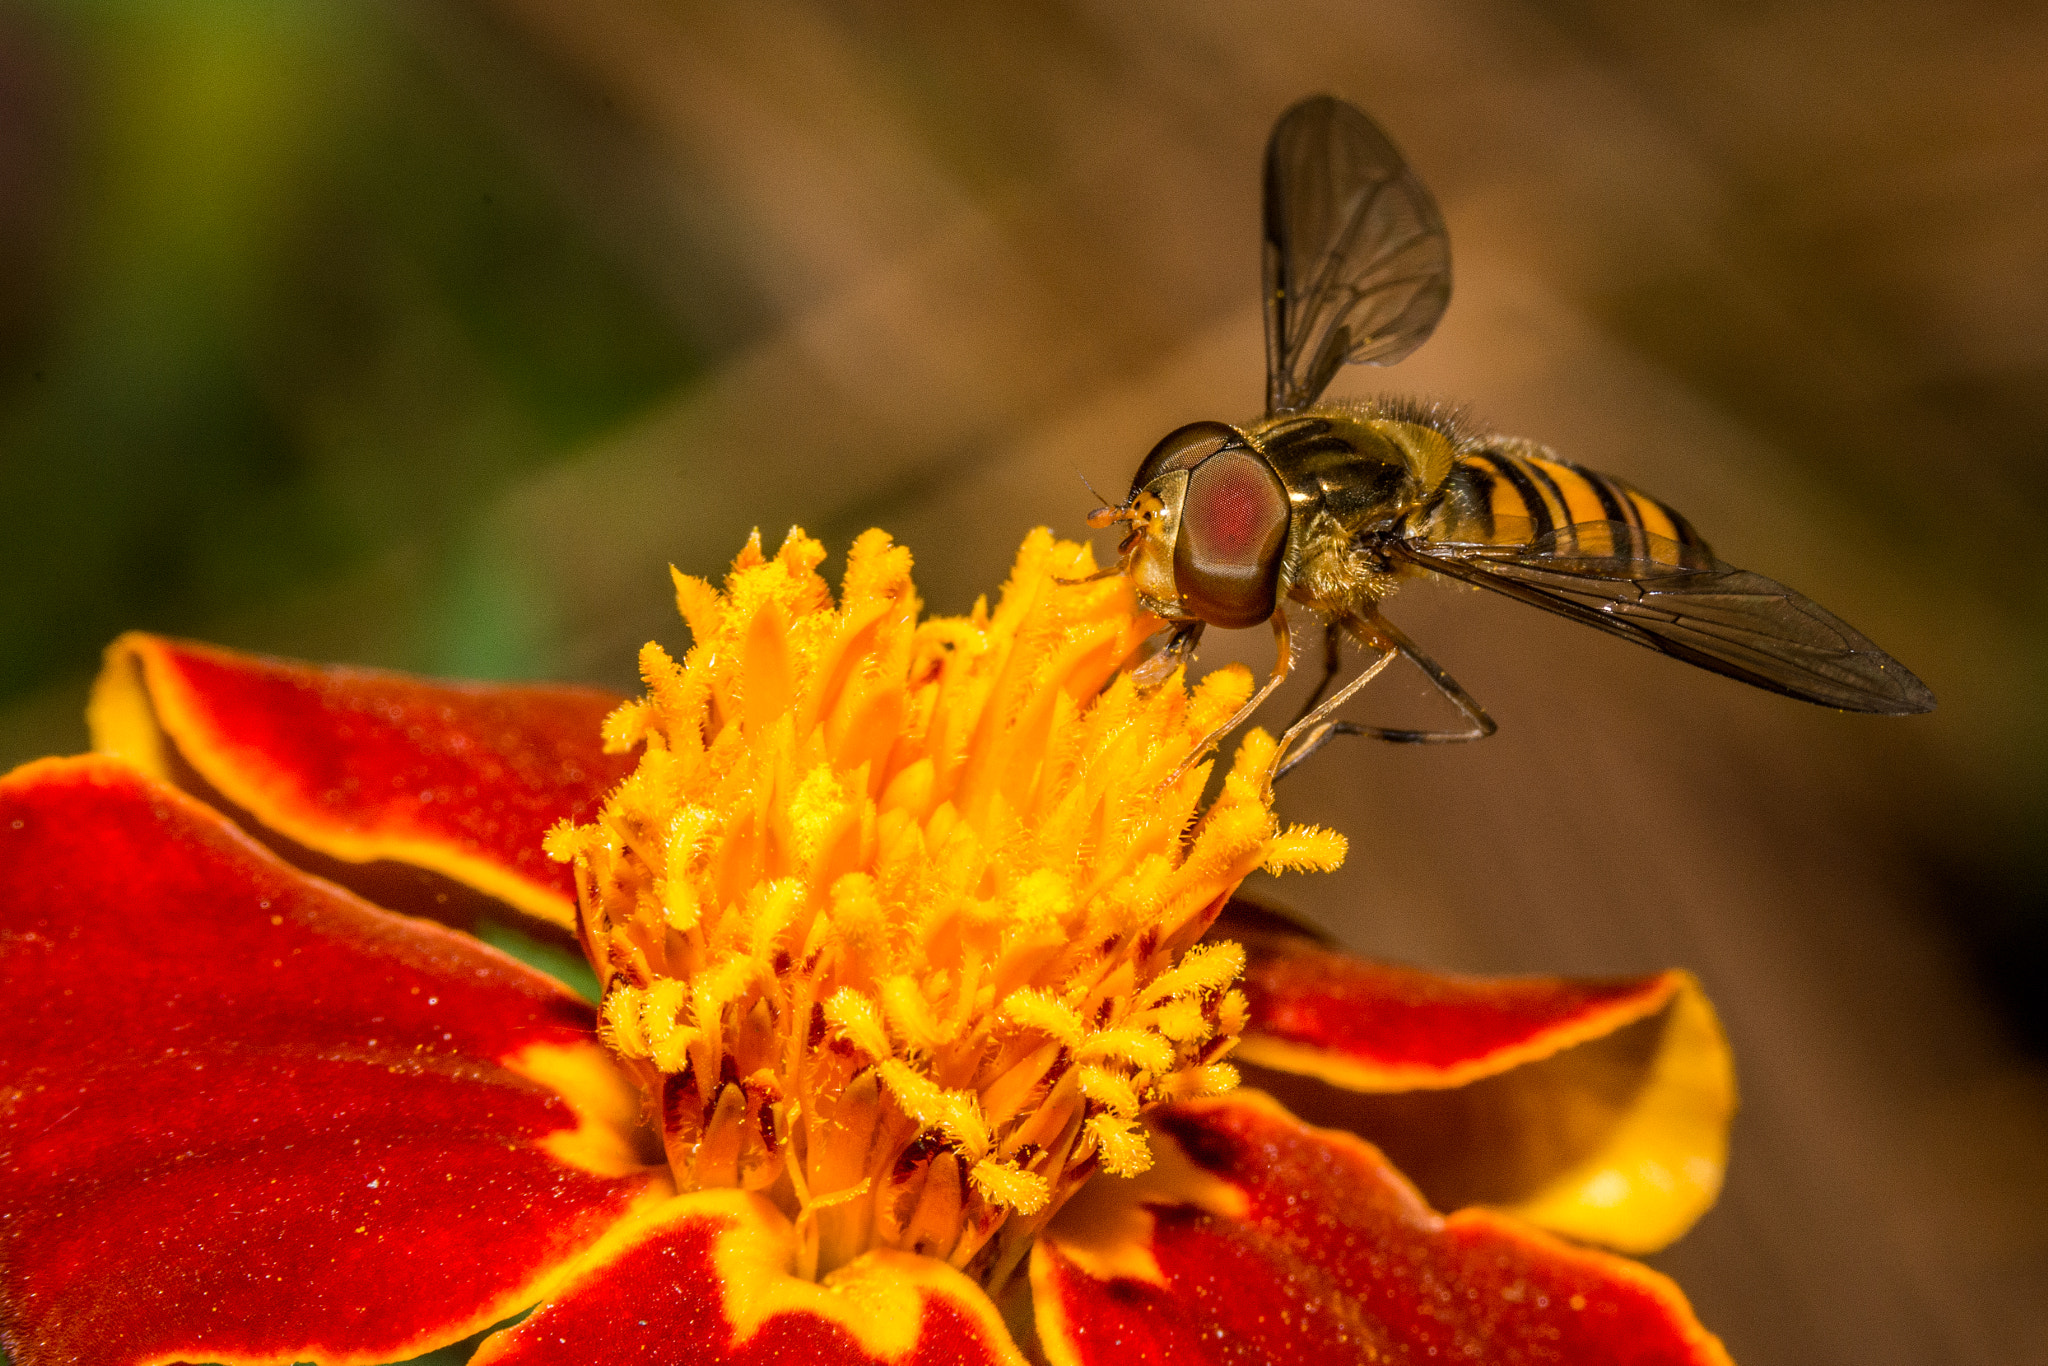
[1248,407,1459,535]
[1236,406,1462,620]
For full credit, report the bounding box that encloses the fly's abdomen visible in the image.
[1411,443,1712,564]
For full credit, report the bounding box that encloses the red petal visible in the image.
[1034,1092,1730,1366]
[1213,899,1735,1254]
[88,633,634,932]
[472,1191,1026,1365]
[0,756,669,1366]
[1219,899,1677,1088]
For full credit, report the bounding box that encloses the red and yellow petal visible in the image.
[1215,899,1735,1253]
[1218,899,1683,1090]
[1034,1091,1731,1366]
[88,633,634,932]
[471,1191,1027,1366]
[0,756,669,1366]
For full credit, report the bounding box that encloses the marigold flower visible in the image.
[0,529,1736,1366]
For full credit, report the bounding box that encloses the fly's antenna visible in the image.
[1078,470,1122,528]
[1058,469,1134,585]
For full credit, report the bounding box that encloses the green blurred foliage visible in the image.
[474,914,600,1002]
[0,0,706,701]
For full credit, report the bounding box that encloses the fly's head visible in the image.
[1091,421,1292,631]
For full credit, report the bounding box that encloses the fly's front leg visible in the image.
[1128,620,1205,693]
[1166,609,1293,786]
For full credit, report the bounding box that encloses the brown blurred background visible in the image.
[1,2,2042,1363]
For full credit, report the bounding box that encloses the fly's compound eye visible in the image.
[1130,420,1244,496]
[1173,447,1290,629]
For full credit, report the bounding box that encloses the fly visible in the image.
[1087,95,1933,779]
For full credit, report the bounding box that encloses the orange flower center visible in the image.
[547,527,1343,1291]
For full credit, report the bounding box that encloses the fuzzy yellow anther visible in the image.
[552,527,1342,1291]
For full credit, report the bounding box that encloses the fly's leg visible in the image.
[1166,609,1292,785]
[1286,618,1347,729]
[1336,614,1496,744]
[1273,613,1496,781]
[1128,620,1205,693]
[1272,620,1397,781]
[1052,563,1126,586]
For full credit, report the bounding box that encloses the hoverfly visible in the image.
[1087,95,1933,777]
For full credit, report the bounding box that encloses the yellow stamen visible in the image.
[552,527,1343,1292]
[1264,824,1350,874]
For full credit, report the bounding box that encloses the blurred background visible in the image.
[1,1,2042,1362]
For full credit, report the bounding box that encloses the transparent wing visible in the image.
[1393,522,1936,714]
[1263,95,1452,416]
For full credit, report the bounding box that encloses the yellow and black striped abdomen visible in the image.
[1413,445,1711,563]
